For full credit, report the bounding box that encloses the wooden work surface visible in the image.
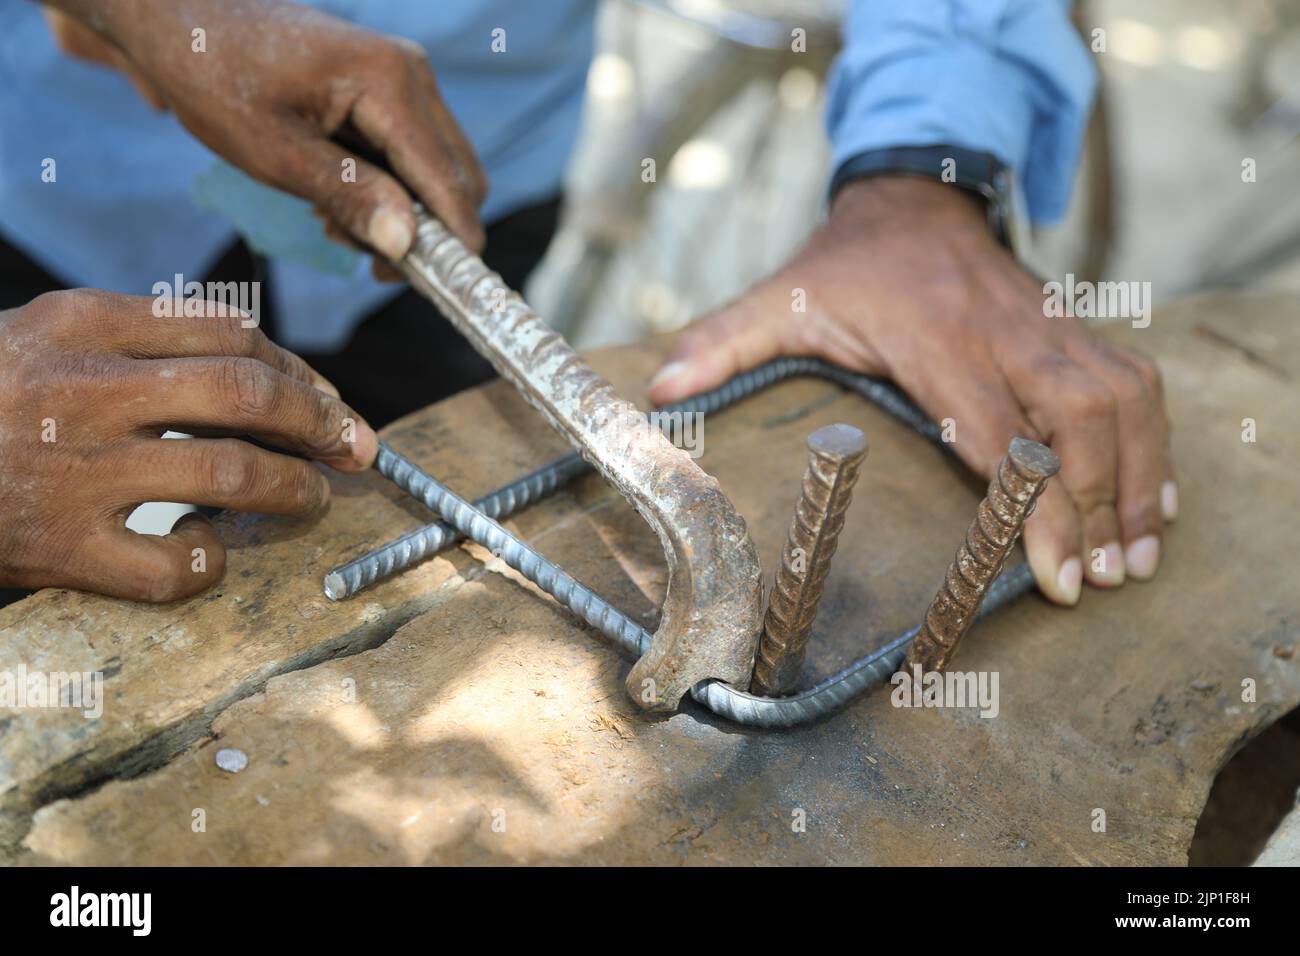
[1,293,1297,865]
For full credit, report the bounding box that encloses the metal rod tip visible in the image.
[323,572,348,602]
[807,423,868,461]
[1008,437,1060,480]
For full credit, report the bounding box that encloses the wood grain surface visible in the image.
[2,293,1296,864]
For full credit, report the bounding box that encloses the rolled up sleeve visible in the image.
[825,0,1096,223]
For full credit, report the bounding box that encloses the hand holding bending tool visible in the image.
[324,207,1061,727]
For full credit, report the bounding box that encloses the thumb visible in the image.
[648,293,788,406]
[85,513,227,603]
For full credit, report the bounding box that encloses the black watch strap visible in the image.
[829,145,1013,248]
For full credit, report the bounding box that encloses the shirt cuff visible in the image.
[825,0,1096,224]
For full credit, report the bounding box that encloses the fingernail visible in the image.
[1161,481,1178,521]
[1056,556,1082,606]
[1125,534,1161,580]
[1089,541,1126,586]
[367,207,414,261]
[353,423,379,467]
[314,377,340,399]
[649,360,687,392]
[172,510,208,532]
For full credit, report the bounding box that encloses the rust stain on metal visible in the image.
[400,209,763,710]
[752,424,868,696]
[903,438,1059,674]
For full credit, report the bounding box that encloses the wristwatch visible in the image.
[829,145,1014,249]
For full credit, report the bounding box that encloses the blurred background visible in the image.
[527,0,1300,350]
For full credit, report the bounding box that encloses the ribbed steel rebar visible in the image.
[751,424,869,697]
[325,357,937,600]
[324,454,589,600]
[400,209,765,710]
[372,438,1038,728]
[326,356,1042,726]
[693,562,1034,728]
[376,444,651,657]
[903,438,1059,674]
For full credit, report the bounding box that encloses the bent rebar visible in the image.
[372,442,1035,728]
[327,357,1039,728]
[397,210,763,709]
[325,356,937,600]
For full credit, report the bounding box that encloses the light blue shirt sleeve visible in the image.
[825,0,1096,223]
[0,0,593,353]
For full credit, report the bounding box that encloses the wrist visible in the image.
[829,144,1012,246]
[829,175,991,242]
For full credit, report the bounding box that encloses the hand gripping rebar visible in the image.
[396,208,763,710]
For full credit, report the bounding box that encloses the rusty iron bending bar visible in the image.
[399,208,763,710]
[336,205,1053,726]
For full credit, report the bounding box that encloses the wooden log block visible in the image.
[3,293,1298,864]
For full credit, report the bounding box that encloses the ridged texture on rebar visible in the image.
[325,357,933,600]
[324,357,1042,726]
[324,455,589,601]
[904,448,1054,673]
[400,210,765,707]
[376,444,651,659]
[693,562,1034,727]
[751,432,866,696]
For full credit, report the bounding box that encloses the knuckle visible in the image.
[26,288,105,337]
[1063,378,1117,423]
[303,401,345,458]
[1070,473,1118,513]
[200,446,260,502]
[1127,352,1162,393]
[0,507,67,582]
[27,349,113,398]
[391,36,429,64]
[291,462,327,512]
[1121,497,1163,537]
[1095,346,1158,407]
[373,38,422,85]
[48,286,107,315]
[220,357,279,419]
[329,174,393,228]
[1028,349,1075,383]
[210,315,261,359]
[275,350,313,387]
[1108,365,1148,406]
[392,37,439,90]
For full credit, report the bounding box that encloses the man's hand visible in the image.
[46,0,487,270]
[0,290,378,602]
[649,176,1176,606]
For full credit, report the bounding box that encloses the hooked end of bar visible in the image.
[625,523,765,712]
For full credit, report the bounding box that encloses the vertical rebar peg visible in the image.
[903,437,1060,674]
[751,424,868,696]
